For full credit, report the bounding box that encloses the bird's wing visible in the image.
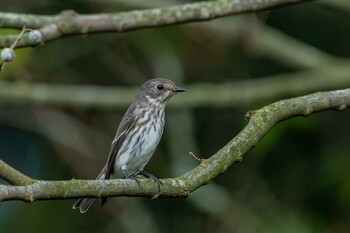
[104,105,139,180]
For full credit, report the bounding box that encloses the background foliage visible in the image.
[1,1,350,233]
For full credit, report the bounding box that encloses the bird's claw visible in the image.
[139,170,163,192]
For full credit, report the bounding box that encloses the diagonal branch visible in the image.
[0,160,36,186]
[0,88,349,202]
[0,0,314,48]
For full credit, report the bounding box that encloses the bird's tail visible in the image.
[72,166,107,213]
[72,197,95,213]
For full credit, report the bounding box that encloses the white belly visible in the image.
[113,115,164,178]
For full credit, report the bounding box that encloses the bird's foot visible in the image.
[139,170,163,192]
[122,169,141,186]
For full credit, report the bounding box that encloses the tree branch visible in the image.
[1,62,350,109]
[0,160,36,186]
[0,88,349,202]
[250,24,339,69]
[0,0,313,48]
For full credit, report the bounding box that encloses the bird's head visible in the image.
[138,78,186,104]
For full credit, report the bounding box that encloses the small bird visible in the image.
[73,78,185,213]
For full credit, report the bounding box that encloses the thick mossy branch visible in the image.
[0,0,313,48]
[0,88,349,202]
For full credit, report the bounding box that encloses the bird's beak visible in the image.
[174,87,186,92]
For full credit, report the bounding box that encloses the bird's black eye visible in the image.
[156,84,164,90]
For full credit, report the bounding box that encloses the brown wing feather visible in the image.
[104,104,138,180]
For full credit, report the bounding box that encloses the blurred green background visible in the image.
[1,1,350,233]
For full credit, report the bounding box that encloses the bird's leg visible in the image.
[121,164,140,186]
[139,170,163,191]
[121,164,129,178]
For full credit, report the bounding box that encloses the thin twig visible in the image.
[10,26,28,49]
[189,152,202,162]
[0,26,30,70]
